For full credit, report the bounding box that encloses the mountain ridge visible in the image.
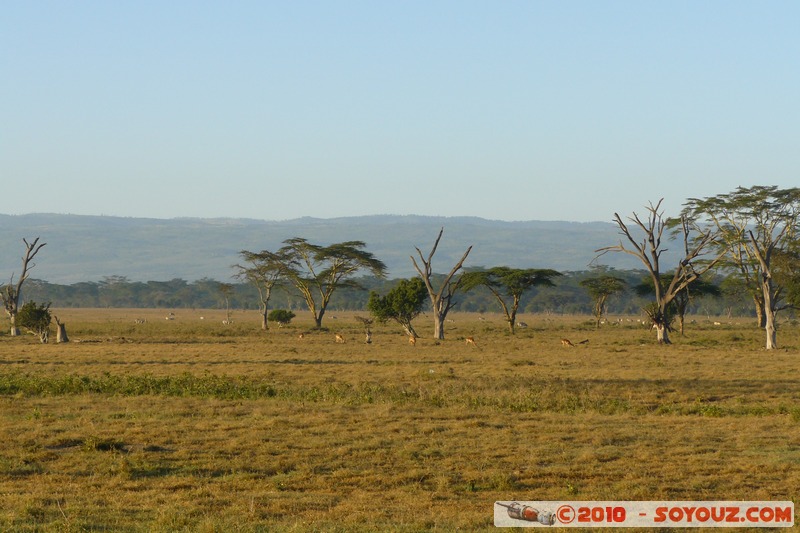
[0,213,648,284]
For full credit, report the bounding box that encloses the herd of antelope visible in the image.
[136,313,591,348]
[296,332,588,349]
[316,333,586,348]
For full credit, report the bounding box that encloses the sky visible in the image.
[2,1,799,223]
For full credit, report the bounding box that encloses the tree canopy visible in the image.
[280,238,387,329]
[683,185,800,349]
[579,271,627,328]
[462,266,561,333]
[367,277,428,338]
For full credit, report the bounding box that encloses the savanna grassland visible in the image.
[1,309,798,532]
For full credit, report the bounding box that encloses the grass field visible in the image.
[1,309,798,531]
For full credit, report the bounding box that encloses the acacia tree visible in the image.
[235,249,289,330]
[218,282,234,324]
[596,199,724,344]
[579,270,627,328]
[1,237,46,336]
[367,277,428,339]
[683,186,800,349]
[461,266,561,333]
[280,238,387,329]
[411,228,472,340]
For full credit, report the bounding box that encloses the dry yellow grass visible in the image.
[0,309,798,531]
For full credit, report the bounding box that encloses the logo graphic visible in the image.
[494,501,794,528]
[495,502,556,525]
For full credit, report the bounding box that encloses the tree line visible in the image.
[14,268,777,323]
[3,185,800,348]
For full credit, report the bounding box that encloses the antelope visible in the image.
[408,336,416,346]
[561,338,575,347]
[298,333,305,340]
[516,321,528,329]
[335,334,346,344]
[134,318,146,324]
[465,336,478,348]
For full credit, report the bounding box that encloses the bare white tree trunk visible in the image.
[55,316,69,343]
[762,278,778,350]
[655,323,671,344]
[752,231,781,350]
[433,313,445,340]
[764,312,777,350]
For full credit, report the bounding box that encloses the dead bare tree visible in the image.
[411,228,472,340]
[595,200,723,344]
[1,237,46,336]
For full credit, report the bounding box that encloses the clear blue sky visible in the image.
[3,1,798,222]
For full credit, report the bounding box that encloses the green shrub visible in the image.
[268,309,296,325]
[16,301,52,343]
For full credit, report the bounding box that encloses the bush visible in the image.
[17,301,52,343]
[268,309,296,326]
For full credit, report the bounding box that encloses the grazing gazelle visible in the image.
[465,336,478,348]
[335,334,346,344]
[561,338,575,347]
[408,336,417,346]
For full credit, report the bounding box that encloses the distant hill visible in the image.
[0,213,659,284]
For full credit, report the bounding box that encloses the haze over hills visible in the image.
[0,213,658,284]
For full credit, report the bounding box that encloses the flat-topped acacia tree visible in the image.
[462,266,562,334]
[280,238,387,329]
[235,249,290,330]
[579,270,627,329]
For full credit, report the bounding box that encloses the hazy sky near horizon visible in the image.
[3,2,799,223]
